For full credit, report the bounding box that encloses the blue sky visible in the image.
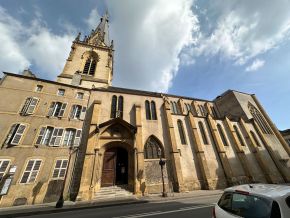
[0,0,289,130]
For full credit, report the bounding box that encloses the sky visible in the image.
[0,0,289,130]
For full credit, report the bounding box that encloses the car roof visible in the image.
[224,184,290,199]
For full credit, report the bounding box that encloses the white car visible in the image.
[213,184,290,218]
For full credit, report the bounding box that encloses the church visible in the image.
[0,12,289,207]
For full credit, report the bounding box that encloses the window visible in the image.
[170,101,180,114]
[35,85,43,92]
[198,105,207,116]
[177,120,187,145]
[52,159,68,179]
[35,127,80,147]
[117,96,123,118]
[57,89,65,96]
[248,102,272,134]
[198,121,209,144]
[110,95,117,118]
[145,100,151,120]
[83,57,97,75]
[250,131,261,147]
[76,92,84,99]
[145,100,157,120]
[110,95,124,119]
[20,97,39,115]
[47,102,67,117]
[4,123,27,146]
[211,106,218,117]
[70,105,86,120]
[185,103,193,114]
[63,129,82,147]
[144,136,164,159]
[218,192,232,212]
[217,124,229,146]
[20,160,42,184]
[234,125,246,147]
[218,192,273,218]
[0,160,10,181]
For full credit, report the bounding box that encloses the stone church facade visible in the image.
[0,13,289,207]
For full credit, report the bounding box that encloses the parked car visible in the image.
[213,184,290,218]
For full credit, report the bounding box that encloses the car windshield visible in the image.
[218,192,273,218]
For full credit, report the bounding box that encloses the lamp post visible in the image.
[158,148,167,197]
[55,146,78,208]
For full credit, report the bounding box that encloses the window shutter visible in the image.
[20,98,32,115]
[10,124,26,145]
[47,102,55,116]
[69,105,76,119]
[55,129,64,146]
[79,107,86,120]
[4,124,18,146]
[26,98,39,114]
[49,128,58,146]
[35,127,46,145]
[58,103,67,117]
[0,160,10,180]
[74,129,82,147]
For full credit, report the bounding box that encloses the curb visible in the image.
[0,199,149,218]
[140,191,223,202]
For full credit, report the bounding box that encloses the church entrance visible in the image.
[101,147,128,187]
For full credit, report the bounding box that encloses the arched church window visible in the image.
[118,96,124,118]
[145,100,157,120]
[177,120,187,145]
[145,100,151,120]
[110,95,117,118]
[250,131,261,147]
[233,125,246,147]
[83,57,97,75]
[144,136,164,159]
[248,102,272,134]
[111,95,124,119]
[217,124,229,146]
[151,101,157,120]
[198,121,208,144]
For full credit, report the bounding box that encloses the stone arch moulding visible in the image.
[144,135,165,159]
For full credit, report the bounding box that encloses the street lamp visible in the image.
[157,148,167,197]
[55,146,79,208]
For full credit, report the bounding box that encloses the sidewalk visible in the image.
[0,190,223,218]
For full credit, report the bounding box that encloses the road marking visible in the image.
[113,204,214,218]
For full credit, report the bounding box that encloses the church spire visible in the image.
[86,11,111,47]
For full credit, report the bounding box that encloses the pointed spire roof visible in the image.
[87,11,110,47]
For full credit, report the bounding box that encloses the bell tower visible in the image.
[57,12,114,89]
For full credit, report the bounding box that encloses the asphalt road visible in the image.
[19,195,219,218]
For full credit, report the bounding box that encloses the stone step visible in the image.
[94,186,133,201]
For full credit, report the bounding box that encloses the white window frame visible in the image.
[76,92,84,99]
[57,89,65,96]
[35,85,43,92]
[20,97,39,115]
[63,129,76,147]
[4,123,27,146]
[52,159,68,179]
[48,102,67,117]
[70,105,86,120]
[49,128,64,147]
[20,159,42,184]
[0,159,10,181]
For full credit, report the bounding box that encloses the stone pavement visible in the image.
[0,190,223,218]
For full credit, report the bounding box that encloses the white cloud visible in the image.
[85,8,101,31]
[106,0,198,92]
[185,0,290,69]
[245,59,265,72]
[0,6,74,79]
